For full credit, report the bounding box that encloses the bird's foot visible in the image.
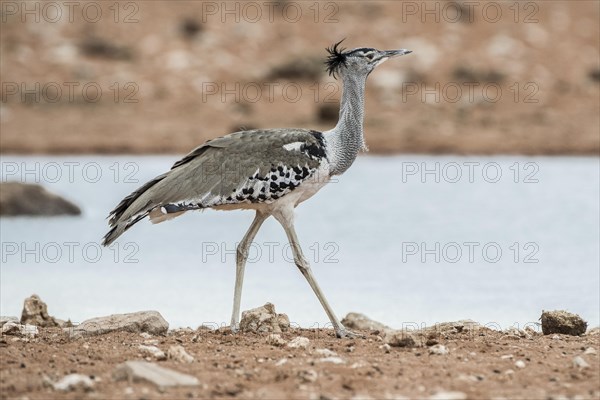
[335,327,365,339]
[230,323,240,334]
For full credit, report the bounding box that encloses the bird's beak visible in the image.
[383,49,412,58]
[375,49,412,66]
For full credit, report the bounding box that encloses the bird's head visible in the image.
[325,40,412,79]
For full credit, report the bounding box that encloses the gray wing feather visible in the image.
[102,128,326,245]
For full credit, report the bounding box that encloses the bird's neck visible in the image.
[326,72,368,176]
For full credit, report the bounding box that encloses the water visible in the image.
[1,155,598,329]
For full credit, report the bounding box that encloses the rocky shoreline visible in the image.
[1,296,599,399]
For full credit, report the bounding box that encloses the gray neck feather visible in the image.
[326,72,368,176]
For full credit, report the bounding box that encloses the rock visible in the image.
[265,333,287,347]
[572,356,589,369]
[239,303,289,334]
[429,344,449,355]
[20,294,60,327]
[318,356,345,364]
[586,327,600,336]
[515,360,526,369]
[583,347,597,355]
[315,348,337,357]
[384,330,419,348]
[0,182,81,216]
[138,345,166,360]
[423,320,481,335]
[1,321,38,337]
[53,374,94,392]
[429,391,467,400]
[113,361,200,388]
[341,313,390,332]
[167,345,194,363]
[297,369,318,383]
[541,310,587,336]
[287,336,310,349]
[380,343,391,353]
[0,316,18,327]
[71,311,168,337]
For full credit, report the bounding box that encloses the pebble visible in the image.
[429,391,467,400]
[138,345,166,361]
[287,336,310,349]
[315,348,337,357]
[113,360,200,388]
[318,356,345,364]
[275,358,288,366]
[429,344,449,355]
[381,343,391,353]
[515,360,526,369]
[297,369,318,383]
[500,354,514,360]
[583,347,597,355]
[266,333,287,347]
[53,374,94,392]
[167,345,194,363]
[572,356,589,369]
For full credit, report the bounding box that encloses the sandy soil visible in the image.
[1,1,599,155]
[1,326,599,399]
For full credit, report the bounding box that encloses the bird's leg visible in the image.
[230,211,268,333]
[274,209,362,339]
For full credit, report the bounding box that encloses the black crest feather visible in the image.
[325,39,347,79]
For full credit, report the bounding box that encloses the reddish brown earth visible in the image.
[1,1,599,155]
[1,327,599,399]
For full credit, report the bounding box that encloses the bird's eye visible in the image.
[365,53,375,60]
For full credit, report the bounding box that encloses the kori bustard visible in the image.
[103,41,412,338]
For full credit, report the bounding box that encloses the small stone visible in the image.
[113,361,200,388]
[315,348,337,357]
[53,374,94,392]
[572,356,589,369]
[429,391,467,400]
[138,345,166,361]
[384,330,418,348]
[239,303,289,334]
[287,336,310,349]
[583,347,597,355]
[0,316,18,327]
[297,369,318,383]
[501,354,514,360]
[70,311,169,337]
[20,294,60,327]
[1,321,38,337]
[429,344,449,355]
[275,358,287,366]
[515,360,526,369]
[380,343,391,353]
[167,345,194,363]
[318,356,345,364]
[552,334,561,340]
[140,332,152,339]
[341,313,390,331]
[541,310,587,336]
[266,333,287,347]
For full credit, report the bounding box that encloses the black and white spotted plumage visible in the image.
[102,129,328,245]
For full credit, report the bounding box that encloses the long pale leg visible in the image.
[230,211,268,332]
[274,208,359,338]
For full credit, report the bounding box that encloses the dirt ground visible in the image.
[1,326,599,400]
[1,1,599,155]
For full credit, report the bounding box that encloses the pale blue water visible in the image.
[1,155,598,330]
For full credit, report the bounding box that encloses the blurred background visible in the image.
[1,1,599,329]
